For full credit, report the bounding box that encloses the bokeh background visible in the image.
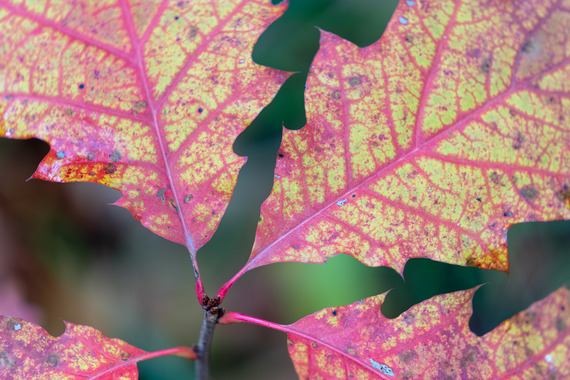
[1,1,569,379]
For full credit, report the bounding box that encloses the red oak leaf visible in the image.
[240,0,570,276]
[0,0,287,276]
[223,286,570,379]
[0,316,195,379]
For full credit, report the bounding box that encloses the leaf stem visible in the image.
[195,309,219,380]
[90,346,196,379]
[216,266,247,302]
[192,256,206,303]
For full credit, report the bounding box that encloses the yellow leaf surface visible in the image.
[247,0,570,274]
[286,286,570,379]
[0,0,287,258]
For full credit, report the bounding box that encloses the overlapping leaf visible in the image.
[245,0,570,273]
[284,286,570,379]
[0,0,287,255]
[0,316,195,379]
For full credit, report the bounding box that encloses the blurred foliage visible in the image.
[1,0,569,379]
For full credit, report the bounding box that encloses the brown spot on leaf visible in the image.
[399,350,417,363]
[348,76,361,87]
[556,184,570,208]
[519,185,537,201]
[489,171,502,185]
[103,163,116,174]
[188,25,198,39]
[513,131,525,149]
[156,188,166,202]
[109,150,121,162]
[45,353,58,366]
[521,39,533,53]
[480,58,490,73]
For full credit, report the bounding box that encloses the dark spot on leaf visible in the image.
[109,150,121,162]
[278,153,284,158]
[519,185,537,201]
[292,244,299,249]
[556,318,566,332]
[45,353,58,366]
[480,58,490,73]
[5,318,18,331]
[198,108,203,113]
[399,350,417,363]
[174,16,179,20]
[188,25,198,39]
[156,188,166,203]
[522,40,533,53]
[78,83,85,89]
[332,310,337,316]
[556,184,570,207]
[348,76,360,87]
[522,311,537,324]
[460,348,477,367]
[184,194,193,203]
[332,90,340,99]
[133,101,147,114]
[476,197,482,202]
[512,131,525,149]
[104,163,116,174]
[169,199,178,211]
[56,151,65,159]
[351,194,356,198]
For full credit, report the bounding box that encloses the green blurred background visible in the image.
[1,1,569,379]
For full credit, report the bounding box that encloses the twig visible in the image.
[195,296,223,379]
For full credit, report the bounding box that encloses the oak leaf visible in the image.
[0,316,195,379]
[223,286,570,379]
[285,287,570,379]
[0,0,287,259]
[244,0,570,274]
